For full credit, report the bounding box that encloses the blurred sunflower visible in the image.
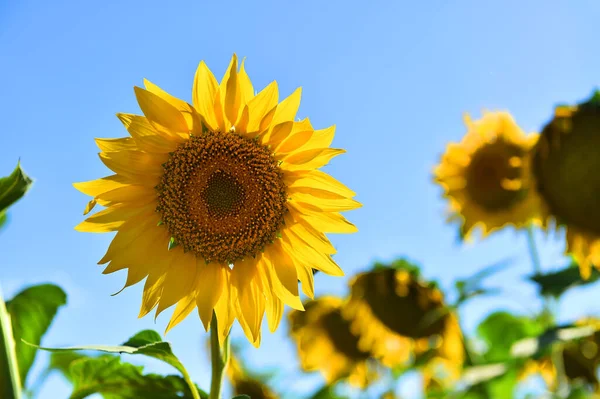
[227,355,277,399]
[532,92,600,278]
[288,297,376,387]
[434,111,540,239]
[342,261,464,389]
[520,318,600,392]
[74,54,360,345]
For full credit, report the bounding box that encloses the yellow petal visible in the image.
[75,203,152,233]
[155,250,198,318]
[165,288,199,333]
[235,279,264,346]
[214,267,235,344]
[83,200,97,215]
[299,125,335,151]
[265,294,283,332]
[246,81,278,133]
[95,185,155,205]
[102,224,168,274]
[290,192,362,212]
[283,148,345,171]
[285,213,336,254]
[290,203,358,234]
[98,210,160,264]
[264,244,303,310]
[139,271,167,318]
[134,86,189,133]
[196,261,225,331]
[99,150,166,183]
[95,137,138,152]
[282,229,344,277]
[276,129,313,155]
[284,170,356,198]
[221,54,242,127]
[271,87,302,127]
[264,121,293,147]
[73,175,130,197]
[238,58,254,104]
[143,79,194,127]
[117,113,182,152]
[192,61,219,131]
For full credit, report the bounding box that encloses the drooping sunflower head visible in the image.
[227,355,278,399]
[74,54,360,346]
[434,111,540,240]
[342,260,464,382]
[288,297,375,387]
[532,91,600,279]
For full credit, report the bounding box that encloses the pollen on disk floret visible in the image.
[156,131,288,263]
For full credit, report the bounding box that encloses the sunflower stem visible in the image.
[551,343,569,398]
[0,284,22,399]
[525,224,542,275]
[209,314,230,399]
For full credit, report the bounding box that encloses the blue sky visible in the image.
[1,0,599,397]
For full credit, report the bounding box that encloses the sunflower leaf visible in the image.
[6,284,67,387]
[510,323,599,359]
[51,354,205,399]
[0,162,33,215]
[28,329,206,399]
[477,311,544,363]
[529,261,600,298]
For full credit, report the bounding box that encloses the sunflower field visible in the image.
[1,2,599,399]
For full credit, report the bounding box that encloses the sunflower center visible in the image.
[466,140,526,212]
[361,269,447,338]
[156,131,288,263]
[201,171,245,217]
[533,105,600,234]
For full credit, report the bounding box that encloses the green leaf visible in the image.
[308,384,348,399]
[510,323,599,359]
[6,284,66,387]
[0,162,33,215]
[529,262,600,298]
[454,258,512,306]
[0,212,7,231]
[232,396,251,399]
[49,352,87,382]
[477,311,544,362]
[31,330,205,399]
[0,285,21,399]
[56,354,204,399]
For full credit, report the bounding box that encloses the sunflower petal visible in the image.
[193,61,219,130]
[196,261,225,331]
[134,87,189,133]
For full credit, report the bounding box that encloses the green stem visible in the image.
[526,224,542,275]
[551,344,568,398]
[209,314,230,399]
[0,284,22,399]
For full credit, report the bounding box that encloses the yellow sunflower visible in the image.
[520,318,600,393]
[434,111,540,239]
[288,297,376,387]
[74,54,360,345]
[532,92,600,278]
[342,263,464,388]
[227,355,277,399]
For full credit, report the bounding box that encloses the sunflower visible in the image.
[434,111,540,239]
[288,297,376,387]
[520,318,600,393]
[74,54,360,345]
[341,262,464,388]
[532,92,600,279]
[227,355,277,399]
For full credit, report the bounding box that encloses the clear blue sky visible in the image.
[1,1,599,398]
